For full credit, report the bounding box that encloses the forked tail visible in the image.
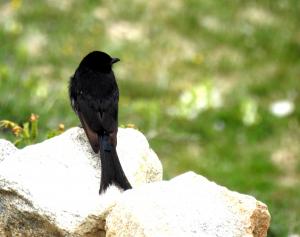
[99,135,132,193]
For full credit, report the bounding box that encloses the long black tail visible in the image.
[99,135,132,193]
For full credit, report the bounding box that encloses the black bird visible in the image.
[69,51,132,193]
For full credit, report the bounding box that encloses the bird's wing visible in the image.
[100,89,119,133]
[77,111,100,153]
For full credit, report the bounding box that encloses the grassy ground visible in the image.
[1,0,300,236]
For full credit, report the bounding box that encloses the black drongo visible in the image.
[69,51,132,194]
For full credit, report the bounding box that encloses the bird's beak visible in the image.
[111,58,120,64]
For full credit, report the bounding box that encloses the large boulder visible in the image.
[0,127,162,236]
[0,127,270,237]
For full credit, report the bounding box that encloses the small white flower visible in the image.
[288,234,300,237]
[173,82,223,120]
[240,7,275,26]
[18,30,47,57]
[107,21,144,42]
[270,100,294,117]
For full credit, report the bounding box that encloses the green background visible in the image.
[0,1,299,236]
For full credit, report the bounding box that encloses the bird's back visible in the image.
[75,68,118,100]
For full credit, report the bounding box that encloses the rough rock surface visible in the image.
[0,127,270,237]
[0,127,162,236]
[105,172,270,237]
[0,139,17,162]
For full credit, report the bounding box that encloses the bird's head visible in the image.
[79,51,120,73]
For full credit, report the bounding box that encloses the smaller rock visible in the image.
[0,139,17,162]
[105,172,270,237]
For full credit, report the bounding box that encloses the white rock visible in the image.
[105,172,270,237]
[0,128,271,237]
[0,139,18,162]
[0,127,162,236]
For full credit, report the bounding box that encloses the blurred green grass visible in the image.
[0,0,300,236]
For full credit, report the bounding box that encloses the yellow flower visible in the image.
[58,123,65,131]
[12,126,22,136]
[11,0,22,10]
[29,113,39,122]
[126,123,136,129]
